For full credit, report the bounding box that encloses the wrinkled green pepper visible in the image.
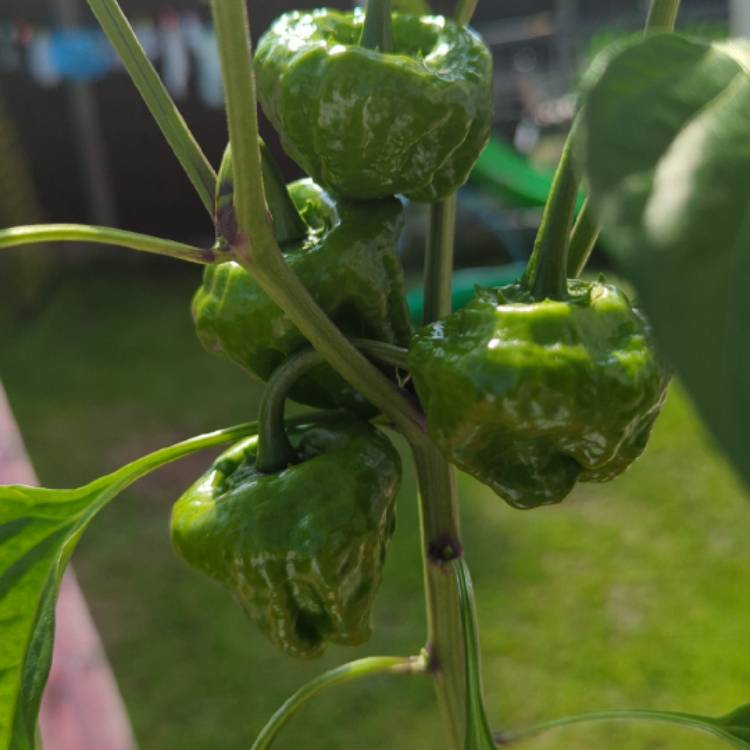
[193,151,412,413]
[409,280,671,509]
[254,9,494,202]
[171,418,401,658]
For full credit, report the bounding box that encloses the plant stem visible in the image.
[423,197,457,324]
[417,0,484,731]
[250,655,427,750]
[522,130,578,300]
[646,0,682,31]
[209,0,424,442]
[86,0,215,214]
[0,224,214,264]
[256,340,410,473]
[360,0,393,52]
[497,709,730,746]
[255,350,322,474]
[410,439,465,750]
[454,0,479,26]
[567,198,599,277]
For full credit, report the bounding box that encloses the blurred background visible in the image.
[1,1,750,749]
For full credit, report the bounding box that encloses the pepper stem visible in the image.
[255,340,410,474]
[259,141,307,246]
[521,131,578,301]
[360,0,393,53]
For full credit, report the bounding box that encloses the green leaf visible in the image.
[453,559,495,749]
[578,34,750,487]
[0,422,258,750]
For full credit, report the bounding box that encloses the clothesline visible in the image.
[0,11,224,108]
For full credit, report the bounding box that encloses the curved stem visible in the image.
[0,224,214,265]
[454,0,479,25]
[646,0,682,32]
[256,350,322,474]
[567,198,599,277]
[85,0,215,214]
[522,130,579,300]
[423,197,457,324]
[256,341,411,473]
[209,0,424,443]
[497,709,732,746]
[360,0,393,52]
[250,655,427,750]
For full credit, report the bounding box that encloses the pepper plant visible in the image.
[1,0,749,748]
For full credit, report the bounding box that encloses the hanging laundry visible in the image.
[1,13,226,109]
[27,32,61,87]
[49,29,112,82]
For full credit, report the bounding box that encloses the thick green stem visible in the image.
[410,439,464,750]
[497,709,731,746]
[567,198,599,277]
[423,197,457,324]
[209,0,424,443]
[646,0,682,32]
[250,655,427,750]
[0,224,214,264]
[454,0,479,26]
[522,131,579,300]
[414,1,487,737]
[360,0,393,52]
[86,0,215,214]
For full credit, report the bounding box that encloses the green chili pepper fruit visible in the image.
[171,418,401,659]
[254,10,494,203]
[409,280,671,509]
[193,177,411,414]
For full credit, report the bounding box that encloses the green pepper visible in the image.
[170,417,401,658]
[193,148,412,414]
[409,280,671,509]
[254,9,494,202]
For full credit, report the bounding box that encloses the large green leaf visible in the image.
[0,422,258,750]
[577,34,750,487]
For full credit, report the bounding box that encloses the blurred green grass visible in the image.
[1,265,749,750]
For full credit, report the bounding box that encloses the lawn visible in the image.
[1,263,748,750]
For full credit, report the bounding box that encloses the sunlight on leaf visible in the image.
[578,34,750,489]
[0,422,257,750]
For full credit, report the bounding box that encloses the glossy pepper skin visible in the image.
[409,280,671,509]
[193,174,412,414]
[171,419,401,659]
[254,10,494,203]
